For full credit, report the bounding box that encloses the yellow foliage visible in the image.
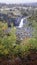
[0,44,4,49]
[21,37,31,45]
[3,49,9,54]
[2,26,8,30]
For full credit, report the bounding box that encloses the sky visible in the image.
[0,0,37,4]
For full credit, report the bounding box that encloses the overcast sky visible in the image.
[0,0,37,4]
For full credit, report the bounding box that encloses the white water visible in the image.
[18,15,32,28]
[18,18,24,28]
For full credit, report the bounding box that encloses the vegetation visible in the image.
[0,16,37,65]
[0,19,37,58]
[28,15,37,38]
[0,22,16,56]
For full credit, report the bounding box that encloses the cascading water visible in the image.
[18,16,31,28]
[18,18,24,28]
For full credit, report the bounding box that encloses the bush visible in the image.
[0,22,16,56]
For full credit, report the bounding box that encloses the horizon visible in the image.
[0,0,37,4]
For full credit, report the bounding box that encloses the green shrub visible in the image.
[0,22,16,56]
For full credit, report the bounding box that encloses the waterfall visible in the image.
[18,15,32,28]
[18,18,24,28]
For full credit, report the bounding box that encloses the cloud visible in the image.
[0,0,37,4]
